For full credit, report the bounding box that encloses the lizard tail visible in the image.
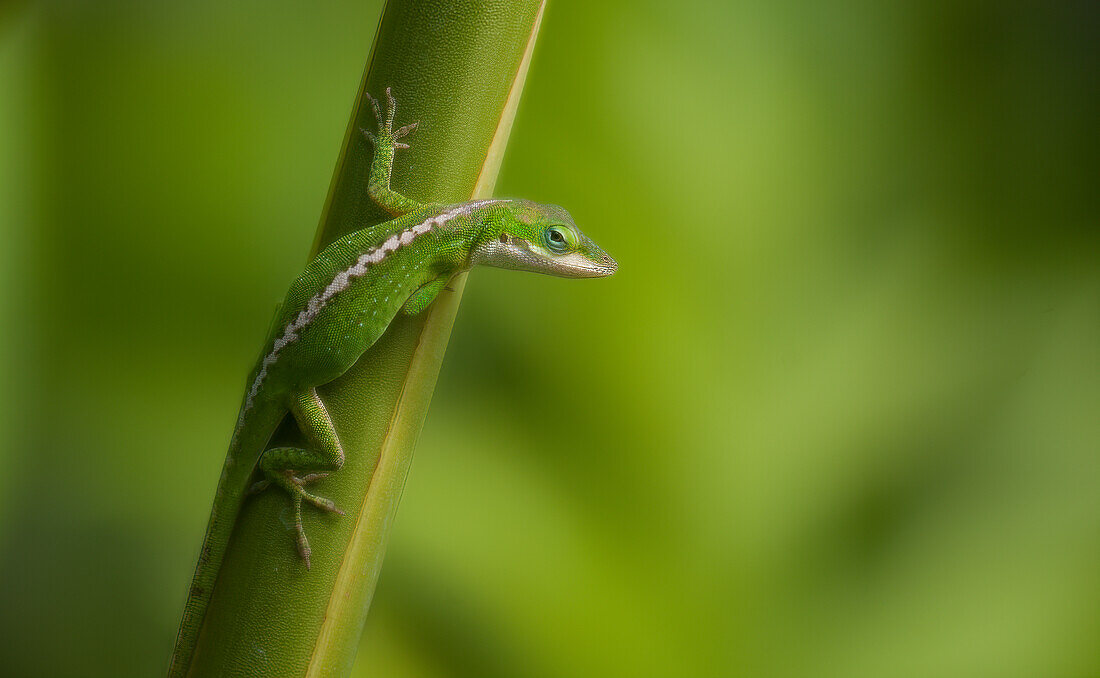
[167,400,283,677]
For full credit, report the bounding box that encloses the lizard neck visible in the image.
[429,198,514,268]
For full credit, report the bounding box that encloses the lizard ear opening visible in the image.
[499,233,508,243]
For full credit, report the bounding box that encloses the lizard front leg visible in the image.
[401,274,452,316]
[254,388,345,569]
[360,87,422,217]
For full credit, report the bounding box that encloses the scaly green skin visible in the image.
[169,89,616,677]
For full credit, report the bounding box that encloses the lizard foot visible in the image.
[360,87,418,150]
[252,464,345,569]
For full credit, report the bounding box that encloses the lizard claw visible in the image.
[293,500,312,570]
[289,472,344,515]
[254,465,344,566]
[361,88,417,151]
[393,122,418,139]
[364,91,382,127]
[385,86,397,126]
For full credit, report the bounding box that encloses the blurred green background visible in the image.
[1,1,1098,676]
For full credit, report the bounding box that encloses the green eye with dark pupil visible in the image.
[546,227,569,252]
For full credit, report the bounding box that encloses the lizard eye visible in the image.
[544,226,572,253]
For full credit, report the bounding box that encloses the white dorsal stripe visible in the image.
[233,199,504,434]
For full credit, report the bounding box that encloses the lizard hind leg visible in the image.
[255,388,346,569]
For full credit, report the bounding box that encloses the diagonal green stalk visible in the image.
[185,1,546,675]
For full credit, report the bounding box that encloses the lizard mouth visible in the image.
[472,239,617,278]
[576,253,618,277]
[545,251,617,278]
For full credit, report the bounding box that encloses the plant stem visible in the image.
[185,1,546,675]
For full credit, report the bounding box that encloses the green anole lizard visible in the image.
[168,88,616,676]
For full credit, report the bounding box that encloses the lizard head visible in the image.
[471,200,617,279]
